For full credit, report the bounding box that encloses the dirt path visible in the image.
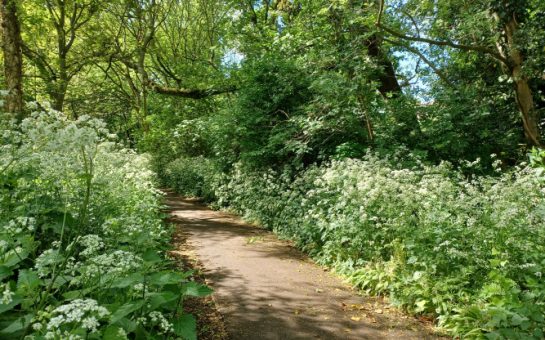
[165,191,441,340]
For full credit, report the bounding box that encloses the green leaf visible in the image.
[110,273,144,289]
[16,270,41,295]
[148,271,191,286]
[0,313,32,335]
[0,296,23,314]
[181,282,213,297]
[414,300,427,313]
[44,275,71,289]
[173,314,197,340]
[134,324,151,340]
[103,325,127,340]
[1,248,29,267]
[114,317,137,333]
[147,291,180,310]
[110,300,145,324]
[510,314,527,326]
[141,250,163,264]
[0,266,12,281]
[62,286,97,300]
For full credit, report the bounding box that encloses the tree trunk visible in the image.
[503,17,541,146]
[1,0,24,120]
[364,33,402,96]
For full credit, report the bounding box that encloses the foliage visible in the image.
[163,157,220,202]
[0,109,208,339]
[162,154,545,338]
[5,0,545,339]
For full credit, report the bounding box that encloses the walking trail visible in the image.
[165,191,441,340]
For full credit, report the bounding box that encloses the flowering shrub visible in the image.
[164,154,545,338]
[0,109,208,339]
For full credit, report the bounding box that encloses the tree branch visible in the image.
[147,80,237,99]
[376,0,510,65]
[383,37,453,86]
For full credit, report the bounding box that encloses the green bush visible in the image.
[162,156,220,202]
[0,109,208,339]
[168,153,545,338]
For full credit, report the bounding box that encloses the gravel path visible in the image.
[165,191,441,340]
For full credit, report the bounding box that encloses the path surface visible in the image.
[165,191,440,340]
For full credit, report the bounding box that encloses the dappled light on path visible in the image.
[164,191,440,340]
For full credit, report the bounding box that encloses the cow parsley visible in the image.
[1,284,14,305]
[46,299,109,333]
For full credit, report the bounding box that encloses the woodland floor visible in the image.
[164,190,443,340]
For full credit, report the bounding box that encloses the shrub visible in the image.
[166,153,545,338]
[0,109,208,339]
[162,156,220,202]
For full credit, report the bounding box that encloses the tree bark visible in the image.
[376,0,542,146]
[503,17,541,146]
[364,33,402,97]
[1,0,24,120]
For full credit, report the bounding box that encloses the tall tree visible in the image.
[376,0,544,146]
[1,0,24,120]
[21,0,104,111]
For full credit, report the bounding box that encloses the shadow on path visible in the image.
[164,191,441,340]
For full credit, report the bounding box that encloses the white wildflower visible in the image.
[1,284,14,305]
[35,249,62,278]
[46,299,109,333]
[79,235,104,257]
[148,311,174,334]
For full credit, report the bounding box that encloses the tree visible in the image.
[376,0,544,146]
[21,0,105,111]
[1,0,24,120]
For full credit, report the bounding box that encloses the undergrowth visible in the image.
[163,154,545,339]
[0,109,209,339]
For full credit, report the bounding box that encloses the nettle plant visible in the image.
[0,107,208,339]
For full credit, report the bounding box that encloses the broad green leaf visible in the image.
[0,313,32,335]
[16,270,41,295]
[414,300,427,313]
[115,317,137,333]
[1,248,29,267]
[148,271,191,286]
[173,314,197,340]
[0,296,23,314]
[0,266,12,281]
[62,286,97,300]
[134,324,151,340]
[103,325,127,340]
[110,273,144,289]
[110,300,145,324]
[142,249,163,264]
[147,291,180,310]
[181,282,213,297]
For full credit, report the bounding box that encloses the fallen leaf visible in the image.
[351,316,361,321]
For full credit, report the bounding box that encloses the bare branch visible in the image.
[383,37,453,86]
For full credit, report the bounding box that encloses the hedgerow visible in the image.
[0,108,208,339]
[163,154,545,339]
